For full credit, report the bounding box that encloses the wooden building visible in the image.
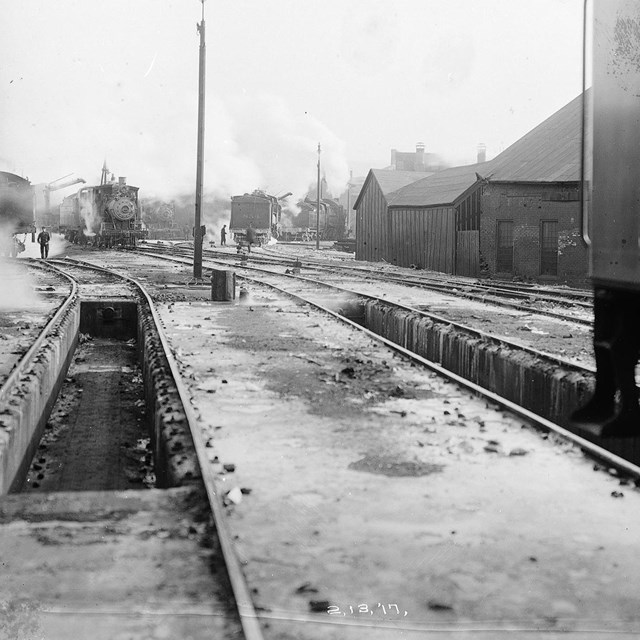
[354,94,587,283]
[354,169,432,262]
[385,164,486,274]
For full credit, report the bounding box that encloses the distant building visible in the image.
[354,95,587,284]
[389,143,447,173]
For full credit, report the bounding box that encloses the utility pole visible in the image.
[194,0,206,279]
[346,169,352,235]
[316,143,321,250]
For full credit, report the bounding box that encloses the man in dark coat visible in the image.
[220,224,227,246]
[37,227,50,259]
[246,223,256,253]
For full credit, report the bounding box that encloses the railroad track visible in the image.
[0,257,263,640]
[142,242,593,326]
[136,244,593,370]
[49,248,640,638]
[259,243,593,303]
[0,259,76,405]
[128,248,640,465]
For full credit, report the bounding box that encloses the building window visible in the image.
[496,220,514,273]
[540,220,558,276]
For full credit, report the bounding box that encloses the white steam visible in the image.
[0,251,52,312]
[79,190,100,235]
[205,94,350,202]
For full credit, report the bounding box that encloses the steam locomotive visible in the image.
[60,173,146,247]
[571,0,640,438]
[230,190,346,245]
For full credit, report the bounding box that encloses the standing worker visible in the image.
[246,223,256,254]
[220,224,227,246]
[37,227,50,259]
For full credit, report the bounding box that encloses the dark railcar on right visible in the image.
[572,0,640,437]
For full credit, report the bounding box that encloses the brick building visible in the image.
[354,94,587,284]
[389,143,447,173]
[478,93,585,283]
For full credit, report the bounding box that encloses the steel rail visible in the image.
[239,272,640,482]
[136,248,596,376]
[256,245,593,302]
[140,244,593,325]
[60,250,640,631]
[254,248,594,315]
[54,257,264,640]
[0,260,77,405]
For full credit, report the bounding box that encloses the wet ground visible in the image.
[74,248,640,639]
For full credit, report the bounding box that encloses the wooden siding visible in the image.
[388,207,455,273]
[456,230,480,276]
[424,207,455,273]
[355,178,388,262]
[455,187,481,231]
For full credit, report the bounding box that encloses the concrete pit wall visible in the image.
[363,301,640,465]
[0,297,201,496]
[0,300,80,495]
[137,300,201,488]
[79,299,201,487]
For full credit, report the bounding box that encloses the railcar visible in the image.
[0,171,35,256]
[571,0,640,438]
[60,174,146,247]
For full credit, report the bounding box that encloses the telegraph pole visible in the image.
[316,143,321,250]
[193,0,206,279]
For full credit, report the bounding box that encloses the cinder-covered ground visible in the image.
[0,260,69,388]
[82,249,640,639]
[261,243,595,367]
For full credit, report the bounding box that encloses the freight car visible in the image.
[0,171,35,256]
[60,171,146,247]
[571,0,640,438]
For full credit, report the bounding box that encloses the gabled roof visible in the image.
[487,93,582,182]
[387,162,488,207]
[387,93,582,209]
[353,169,433,210]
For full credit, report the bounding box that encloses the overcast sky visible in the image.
[1,0,583,203]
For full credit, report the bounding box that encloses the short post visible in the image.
[211,269,236,301]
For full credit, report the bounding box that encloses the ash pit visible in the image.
[17,301,155,493]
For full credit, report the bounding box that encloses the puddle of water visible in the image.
[348,455,444,477]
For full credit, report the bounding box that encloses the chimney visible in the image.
[415,143,425,171]
[390,149,397,169]
[118,176,126,185]
[477,143,486,163]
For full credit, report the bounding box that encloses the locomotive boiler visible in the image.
[571,0,640,438]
